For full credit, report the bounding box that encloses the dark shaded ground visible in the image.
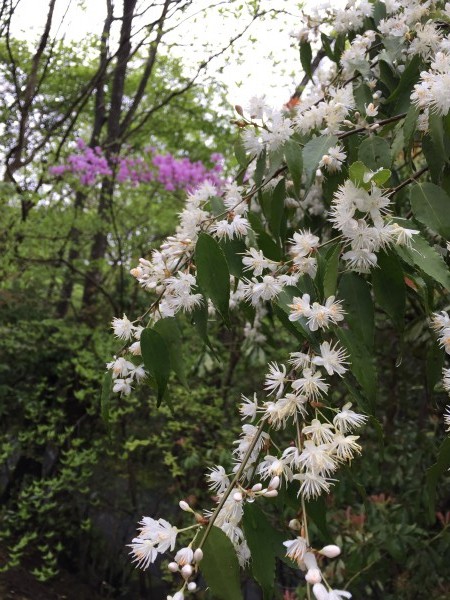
[0,570,104,600]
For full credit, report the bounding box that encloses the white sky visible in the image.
[11,0,303,112]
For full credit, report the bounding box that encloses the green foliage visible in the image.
[201,526,243,600]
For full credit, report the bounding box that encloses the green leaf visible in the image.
[201,526,243,600]
[153,318,187,387]
[426,437,450,520]
[306,495,329,540]
[323,243,341,298]
[349,161,391,189]
[339,273,374,350]
[254,148,267,187]
[269,178,286,241]
[386,54,421,104]
[284,140,303,197]
[140,328,171,405]
[338,329,377,408]
[220,238,246,278]
[196,232,230,325]
[403,104,419,152]
[410,182,450,239]
[303,134,339,186]
[247,213,282,261]
[372,249,405,330]
[300,41,313,79]
[100,370,113,431]
[192,300,219,358]
[395,229,450,290]
[242,504,285,599]
[358,136,392,170]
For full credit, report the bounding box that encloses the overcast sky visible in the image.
[11,0,303,111]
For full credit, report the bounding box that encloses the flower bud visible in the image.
[179,500,192,512]
[168,561,179,572]
[262,489,278,497]
[288,518,301,530]
[312,583,328,600]
[181,564,193,579]
[251,483,263,492]
[305,568,322,584]
[319,544,341,558]
[268,476,280,490]
[233,491,243,502]
[187,582,197,591]
[193,548,203,563]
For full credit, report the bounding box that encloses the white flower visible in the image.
[319,145,347,173]
[289,294,312,321]
[331,434,362,461]
[128,538,158,569]
[264,362,287,397]
[243,275,283,306]
[239,393,258,421]
[443,369,450,394]
[242,127,264,156]
[283,536,308,564]
[289,230,320,258]
[312,342,349,376]
[333,403,368,432]
[302,419,335,444]
[293,471,334,499]
[292,368,329,400]
[391,223,419,247]
[242,248,275,276]
[112,314,135,340]
[289,351,311,371]
[307,297,345,331]
[365,102,378,117]
[206,465,230,494]
[107,356,136,378]
[298,440,337,475]
[444,405,450,432]
[113,377,133,395]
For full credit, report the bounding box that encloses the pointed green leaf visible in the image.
[372,249,405,330]
[201,526,243,600]
[196,232,230,324]
[339,272,374,350]
[303,134,339,186]
[140,328,171,405]
[219,238,246,278]
[153,318,187,387]
[284,140,303,197]
[300,41,313,79]
[338,329,377,408]
[192,300,219,359]
[358,136,392,170]
[323,243,341,298]
[254,148,267,187]
[410,182,450,239]
[101,370,113,431]
[242,504,286,599]
[269,178,286,241]
[306,495,329,541]
[395,228,450,290]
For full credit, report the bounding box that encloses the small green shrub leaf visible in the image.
[201,526,243,600]
[196,232,230,325]
[140,328,171,405]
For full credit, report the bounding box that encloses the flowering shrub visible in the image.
[50,138,224,191]
[103,1,450,598]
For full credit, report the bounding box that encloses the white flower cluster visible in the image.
[431,311,450,432]
[412,52,450,117]
[294,87,355,135]
[283,537,351,598]
[329,180,418,273]
[242,98,293,156]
